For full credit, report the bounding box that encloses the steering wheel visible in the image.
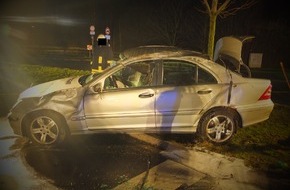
[112,75,128,88]
[109,75,118,88]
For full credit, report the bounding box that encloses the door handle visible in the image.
[197,89,212,94]
[139,93,154,98]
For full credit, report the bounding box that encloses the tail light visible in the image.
[259,84,272,100]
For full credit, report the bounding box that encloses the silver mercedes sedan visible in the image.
[8,44,274,146]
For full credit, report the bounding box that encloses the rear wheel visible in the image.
[24,111,68,146]
[199,109,238,144]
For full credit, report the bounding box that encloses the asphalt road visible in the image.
[0,118,166,190]
[2,118,290,190]
[23,134,166,189]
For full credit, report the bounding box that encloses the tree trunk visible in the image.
[207,13,217,60]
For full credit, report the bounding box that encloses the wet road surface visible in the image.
[0,118,166,189]
[23,134,166,189]
[2,118,290,190]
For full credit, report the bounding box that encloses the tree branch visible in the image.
[217,0,231,14]
[219,0,257,18]
[202,0,211,14]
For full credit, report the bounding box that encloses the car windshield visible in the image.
[78,62,122,86]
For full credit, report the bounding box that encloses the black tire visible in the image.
[199,109,238,144]
[24,111,68,146]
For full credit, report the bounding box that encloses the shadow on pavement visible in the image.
[21,134,166,190]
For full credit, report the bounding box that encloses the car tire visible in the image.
[199,109,237,144]
[24,111,68,146]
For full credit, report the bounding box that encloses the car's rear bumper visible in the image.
[237,100,274,127]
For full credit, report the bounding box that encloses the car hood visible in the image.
[19,76,82,99]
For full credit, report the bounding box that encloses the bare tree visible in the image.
[145,0,189,46]
[141,0,205,48]
[200,0,257,60]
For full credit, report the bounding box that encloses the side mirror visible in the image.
[93,83,102,93]
[87,83,102,94]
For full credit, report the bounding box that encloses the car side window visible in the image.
[163,60,197,86]
[162,60,217,86]
[197,67,218,84]
[104,61,155,90]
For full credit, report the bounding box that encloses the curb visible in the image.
[127,133,269,190]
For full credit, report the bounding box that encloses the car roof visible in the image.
[119,45,210,61]
[116,45,245,81]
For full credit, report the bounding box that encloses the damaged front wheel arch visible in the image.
[22,110,70,146]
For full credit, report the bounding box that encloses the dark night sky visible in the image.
[0,0,154,47]
[1,0,289,43]
[1,0,290,67]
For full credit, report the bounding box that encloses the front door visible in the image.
[84,60,157,131]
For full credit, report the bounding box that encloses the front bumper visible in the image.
[7,111,23,136]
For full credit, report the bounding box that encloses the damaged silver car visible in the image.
[8,39,274,146]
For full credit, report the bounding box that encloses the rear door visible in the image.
[155,59,222,132]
